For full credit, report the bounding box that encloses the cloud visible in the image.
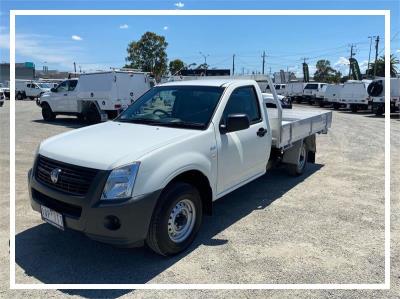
[163,26,168,30]
[71,35,82,41]
[397,49,400,53]
[334,57,350,67]
[119,24,129,29]
[174,2,184,8]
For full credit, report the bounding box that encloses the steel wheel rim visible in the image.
[167,199,196,243]
[298,144,306,170]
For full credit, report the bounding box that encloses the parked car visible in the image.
[16,80,51,100]
[324,84,344,109]
[0,83,10,99]
[369,77,400,115]
[38,71,155,123]
[339,80,372,112]
[28,78,332,256]
[262,92,292,109]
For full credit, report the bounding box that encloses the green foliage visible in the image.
[367,54,399,77]
[169,59,185,75]
[313,60,341,83]
[125,31,168,80]
[196,63,209,70]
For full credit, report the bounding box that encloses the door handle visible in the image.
[257,127,267,137]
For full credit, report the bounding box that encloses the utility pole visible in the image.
[373,36,380,78]
[261,51,266,74]
[232,54,235,75]
[367,36,376,76]
[199,52,209,68]
[73,62,77,78]
[348,44,355,78]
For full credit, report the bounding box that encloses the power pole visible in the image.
[373,36,380,78]
[367,36,376,76]
[261,51,266,74]
[232,54,235,75]
[73,62,76,74]
[348,44,356,78]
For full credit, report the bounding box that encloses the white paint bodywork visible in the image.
[370,77,400,106]
[37,79,332,201]
[324,84,343,104]
[339,80,372,106]
[16,80,50,97]
[40,71,152,114]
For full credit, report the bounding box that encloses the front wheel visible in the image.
[41,103,55,121]
[146,182,202,256]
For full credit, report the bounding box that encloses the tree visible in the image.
[169,59,185,75]
[367,54,399,77]
[125,32,168,80]
[313,59,341,83]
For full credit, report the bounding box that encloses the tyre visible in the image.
[333,103,340,110]
[86,105,101,124]
[16,92,24,101]
[287,142,308,176]
[29,96,35,101]
[146,182,203,256]
[319,101,325,108]
[77,114,85,122]
[350,105,358,113]
[375,106,384,116]
[41,103,55,121]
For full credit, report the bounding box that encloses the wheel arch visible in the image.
[161,169,213,216]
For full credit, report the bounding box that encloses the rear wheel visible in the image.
[375,106,384,116]
[333,103,340,110]
[16,92,24,101]
[86,105,101,124]
[41,103,55,121]
[319,101,325,107]
[287,142,308,176]
[146,182,202,256]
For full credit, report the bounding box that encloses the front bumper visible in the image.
[28,167,161,247]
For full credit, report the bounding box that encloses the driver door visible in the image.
[216,86,270,194]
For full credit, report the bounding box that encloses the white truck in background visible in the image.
[0,90,5,107]
[339,80,372,113]
[285,82,306,102]
[29,78,332,256]
[38,71,154,123]
[324,84,344,109]
[368,77,400,115]
[302,82,327,106]
[16,80,51,100]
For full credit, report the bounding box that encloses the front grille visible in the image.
[32,189,82,218]
[35,155,99,196]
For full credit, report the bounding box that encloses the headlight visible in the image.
[101,162,140,200]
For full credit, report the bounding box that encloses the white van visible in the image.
[324,84,344,109]
[303,82,327,105]
[16,80,51,100]
[285,82,306,101]
[339,80,371,112]
[369,77,400,115]
[38,71,154,123]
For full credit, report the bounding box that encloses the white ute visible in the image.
[368,77,400,115]
[339,80,372,113]
[16,80,51,100]
[28,78,332,256]
[38,70,154,123]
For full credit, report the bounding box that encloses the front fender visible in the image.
[133,151,215,199]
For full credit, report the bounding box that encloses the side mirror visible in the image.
[220,114,250,134]
[50,88,56,92]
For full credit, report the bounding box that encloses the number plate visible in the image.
[41,205,64,230]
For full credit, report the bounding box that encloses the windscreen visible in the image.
[304,84,318,89]
[116,85,224,130]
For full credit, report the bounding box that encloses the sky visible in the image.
[0,0,399,77]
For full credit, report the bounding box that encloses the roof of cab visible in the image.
[159,79,257,88]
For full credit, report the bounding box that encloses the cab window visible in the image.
[222,86,261,124]
[56,81,68,92]
[68,80,78,91]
